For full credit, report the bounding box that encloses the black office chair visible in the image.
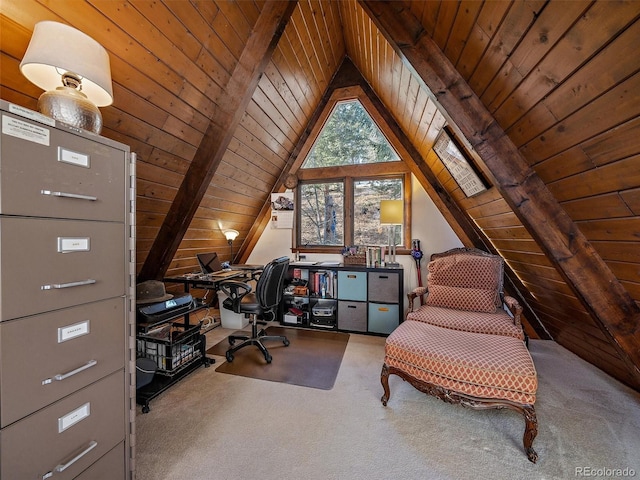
[218,256,290,363]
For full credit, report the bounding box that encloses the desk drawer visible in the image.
[0,113,126,221]
[368,271,399,303]
[0,371,125,480]
[0,217,124,320]
[0,297,125,427]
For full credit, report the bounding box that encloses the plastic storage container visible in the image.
[217,291,249,329]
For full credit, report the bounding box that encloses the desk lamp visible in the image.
[380,200,403,267]
[224,229,239,264]
[20,21,113,134]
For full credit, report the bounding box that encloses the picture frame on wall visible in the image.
[433,127,488,197]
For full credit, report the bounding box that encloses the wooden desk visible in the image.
[164,265,264,301]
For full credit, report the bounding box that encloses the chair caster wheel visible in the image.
[226,352,234,363]
[283,339,290,347]
[265,354,272,364]
[228,338,235,346]
[142,405,150,414]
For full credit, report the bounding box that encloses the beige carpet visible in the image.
[208,326,350,390]
[134,327,640,480]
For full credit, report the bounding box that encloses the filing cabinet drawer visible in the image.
[368,303,399,334]
[337,271,367,301]
[0,371,125,480]
[0,216,125,320]
[0,112,126,221]
[368,271,400,303]
[0,297,125,427]
[338,301,367,332]
[76,442,125,480]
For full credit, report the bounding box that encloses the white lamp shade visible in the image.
[380,200,403,225]
[20,21,113,107]
[224,229,239,242]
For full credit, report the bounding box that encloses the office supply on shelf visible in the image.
[137,294,194,328]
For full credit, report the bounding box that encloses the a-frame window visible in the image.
[302,100,400,168]
[297,98,408,250]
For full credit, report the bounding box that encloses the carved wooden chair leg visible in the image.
[522,404,539,463]
[380,363,391,406]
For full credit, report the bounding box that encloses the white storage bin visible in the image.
[217,291,249,329]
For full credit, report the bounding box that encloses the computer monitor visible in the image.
[196,252,223,274]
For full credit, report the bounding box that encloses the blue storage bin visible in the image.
[337,271,367,301]
[368,303,399,334]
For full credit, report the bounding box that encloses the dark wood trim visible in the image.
[381,363,538,463]
[138,1,297,281]
[360,0,640,385]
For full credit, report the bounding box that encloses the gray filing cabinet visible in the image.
[0,100,136,479]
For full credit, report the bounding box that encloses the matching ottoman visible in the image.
[381,319,539,462]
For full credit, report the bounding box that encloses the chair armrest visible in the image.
[407,286,428,313]
[218,280,252,313]
[504,295,523,328]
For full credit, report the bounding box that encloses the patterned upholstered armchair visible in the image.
[406,248,525,341]
[383,248,538,462]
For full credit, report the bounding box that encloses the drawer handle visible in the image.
[347,275,357,279]
[43,440,98,478]
[41,279,96,290]
[378,275,389,279]
[41,190,98,201]
[378,307,389,312]
[43,360,98,385]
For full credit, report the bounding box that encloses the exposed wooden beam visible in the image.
[138,0,297,281]
[349,63,549,340]
[360,0,640,384]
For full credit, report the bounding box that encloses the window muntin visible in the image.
[297,176,405,249]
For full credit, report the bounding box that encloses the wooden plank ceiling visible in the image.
[1,1,639,391]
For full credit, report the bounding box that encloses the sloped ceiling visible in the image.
[0,1,638,391]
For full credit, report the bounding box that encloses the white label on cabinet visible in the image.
[57,237,90,253]
[58,320,90,343]
[1,114,50,145]
[58,402,90,433]
[58,147,90,168]
[7,103,55,126]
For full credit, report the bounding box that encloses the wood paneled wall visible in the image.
[1,0,638,390]
[341,0,640,387]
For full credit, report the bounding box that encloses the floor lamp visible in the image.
[223,229,239,264]
[380,200,403,267]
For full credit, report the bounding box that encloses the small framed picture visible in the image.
[433,127,488,197]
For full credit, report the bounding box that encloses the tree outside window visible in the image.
[303,100,399,168]
[354,178,402,246]
[297,98,407,249]
[299,182,344,246]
